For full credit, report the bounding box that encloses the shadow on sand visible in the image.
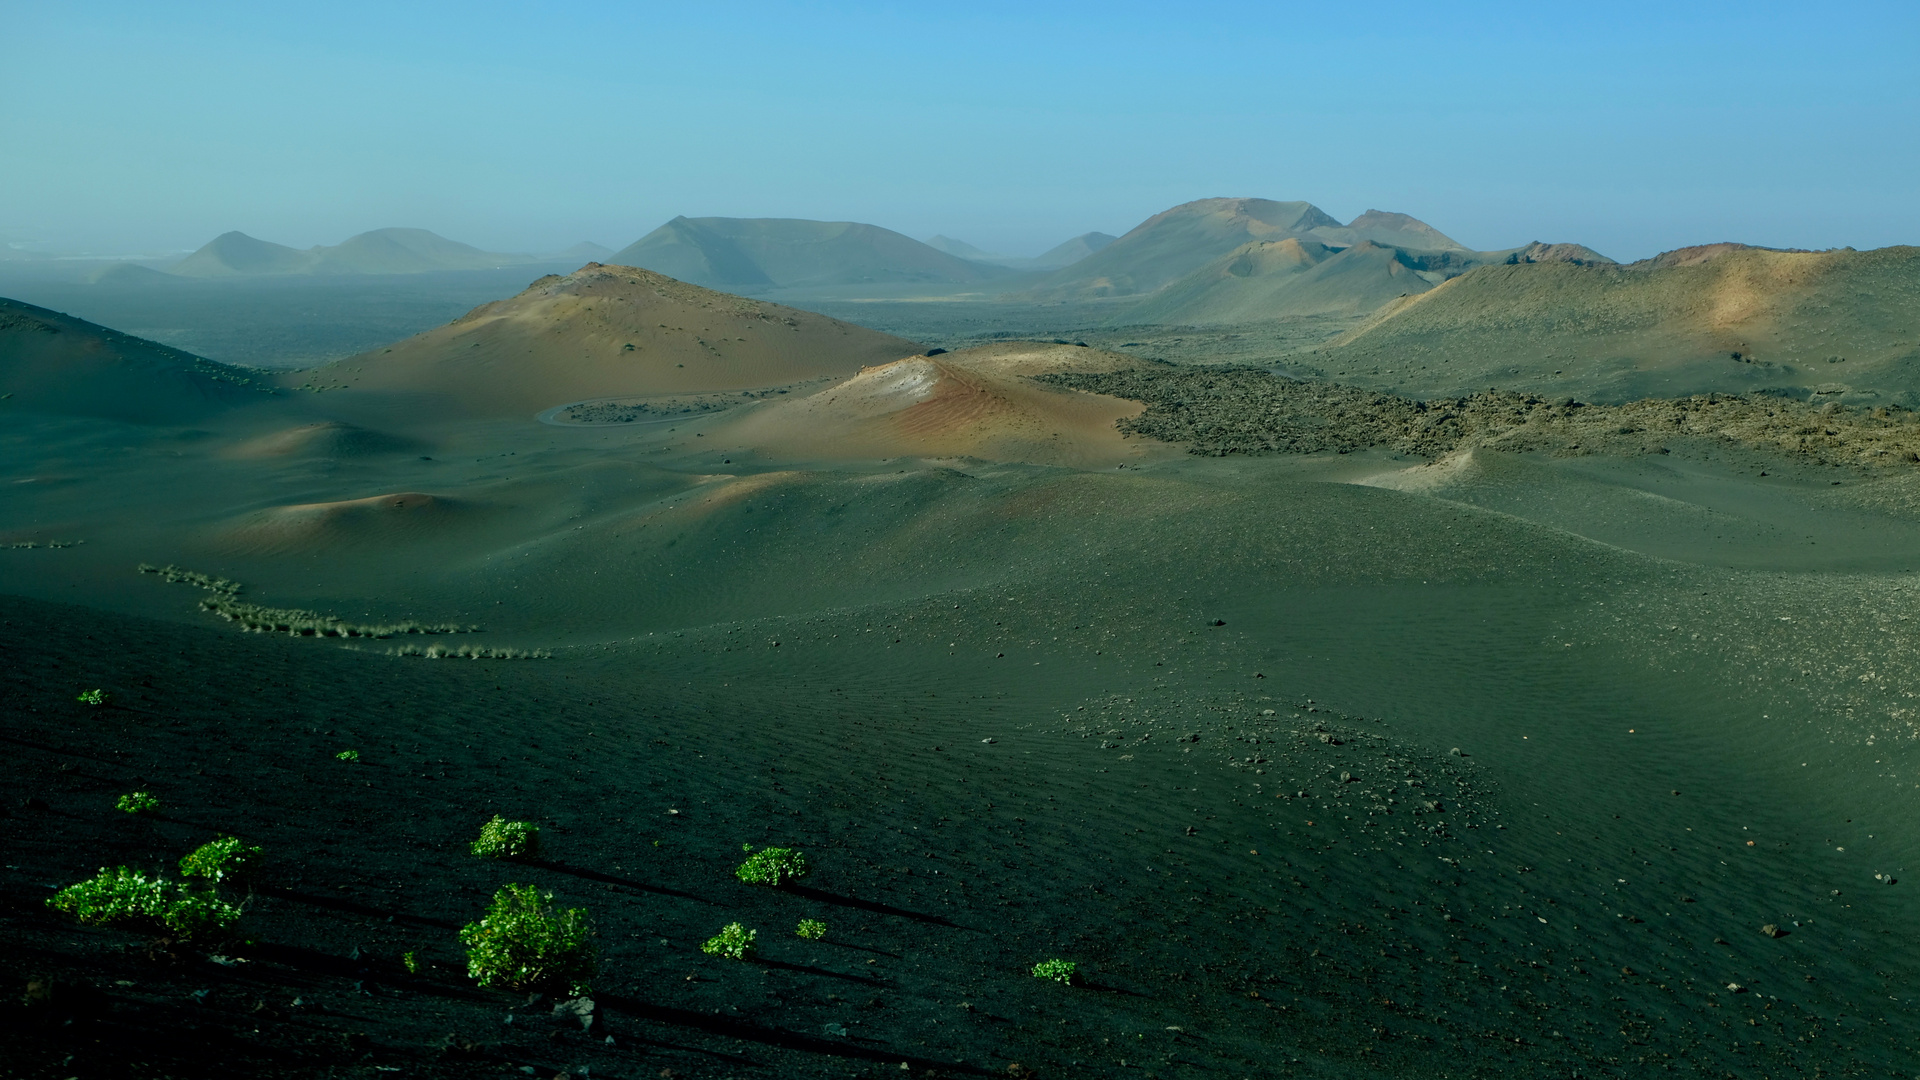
[255,884,460,930]
[786,884,966,928]
[597,993,991,1074]
[532,859,712,903]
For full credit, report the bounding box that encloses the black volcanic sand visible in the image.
[5,383,1920,1077]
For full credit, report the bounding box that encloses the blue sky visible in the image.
[4,1,1917,260]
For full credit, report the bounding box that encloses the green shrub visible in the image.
[735,846,809,887]
[471,816,540,860]
[458,884,595,994]
[402,951,419,974]
[795,918,827,940]
[116,791,160,815]
[76,689,111,706]
[1031,958,1077,985]
[701,922,757,960]
[47,867,241,938]
[179,836,260,883]
[335,749,359,762]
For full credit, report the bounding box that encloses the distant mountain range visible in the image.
[89,199,1630,329]
[1011,197,1611,324]
[165,229,608,278]
[597,200,1589,320]
[1017,198,1400,302]
[118,198,1616,330]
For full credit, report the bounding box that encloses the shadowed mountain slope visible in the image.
[1020,198,1345,300]
[1017,199,1475,304]
[0,297,273,422]
[1126,239,1485,325]
[923,235,1002,262]
[613,217,1013,292]
[298,263,919,417]
[1321,243,1920,403]
[925,231,1117,271]
[169,228,540,277]
[170,231,314,277]
[85,263,180,286]
[1305,209,1469,252]
[1028,231,1119,270]
[1499,240,1616,266]
[314,228,534,274]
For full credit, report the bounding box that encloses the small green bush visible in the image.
[335,749,360,762]
[402,951,419,974]
[795,918,827,940]
[459,884,595,994]
[179,836,260,883]
[76,689,111,706]
[701,922,757,960]
[471,816,540,860]
[47,867,241,938]
[1031,958,1077,985]
[116,791,160,815]
[735,846,809,887]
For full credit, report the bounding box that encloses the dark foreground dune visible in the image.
[5,280,1920,1078]
[7,439,1920,1076]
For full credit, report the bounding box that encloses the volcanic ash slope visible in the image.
[714,341,1165,467]
[1321,243,1920,402]
[1125,238,1484,325]
[0,297,274,424]
[295,263,920,418]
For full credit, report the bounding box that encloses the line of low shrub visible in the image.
[390,643,551,659]
[200,596,475,638]
[139,562,478,638]
[137,563,241,596]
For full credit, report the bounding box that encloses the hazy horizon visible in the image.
[5,1,1919,263]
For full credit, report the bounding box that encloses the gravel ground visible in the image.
[1042,366,1920,471]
